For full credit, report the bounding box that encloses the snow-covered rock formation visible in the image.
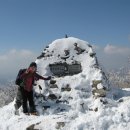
[0,37,130,130]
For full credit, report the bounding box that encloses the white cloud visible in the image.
[10,49,17,54]
[0,55,7,61]
[20,50,34,57]
[95,44,130,70]
[104,44,130,55]
[0,49,38,80]
[92,45,100,50]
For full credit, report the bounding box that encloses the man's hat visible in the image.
[29,62,37,67]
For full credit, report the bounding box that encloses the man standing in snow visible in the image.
[15,62,51,115]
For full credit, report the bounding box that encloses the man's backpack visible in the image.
[15,69,26,86]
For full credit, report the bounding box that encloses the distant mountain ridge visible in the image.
[0,81,17,107]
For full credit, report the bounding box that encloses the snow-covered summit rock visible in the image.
[36,37,109,99]
[1,37,130,130]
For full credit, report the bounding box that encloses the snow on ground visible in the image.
[0,37,130,130]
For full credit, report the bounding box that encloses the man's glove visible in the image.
[46,76,51,80]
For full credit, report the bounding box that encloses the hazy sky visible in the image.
[0,0,130,80]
